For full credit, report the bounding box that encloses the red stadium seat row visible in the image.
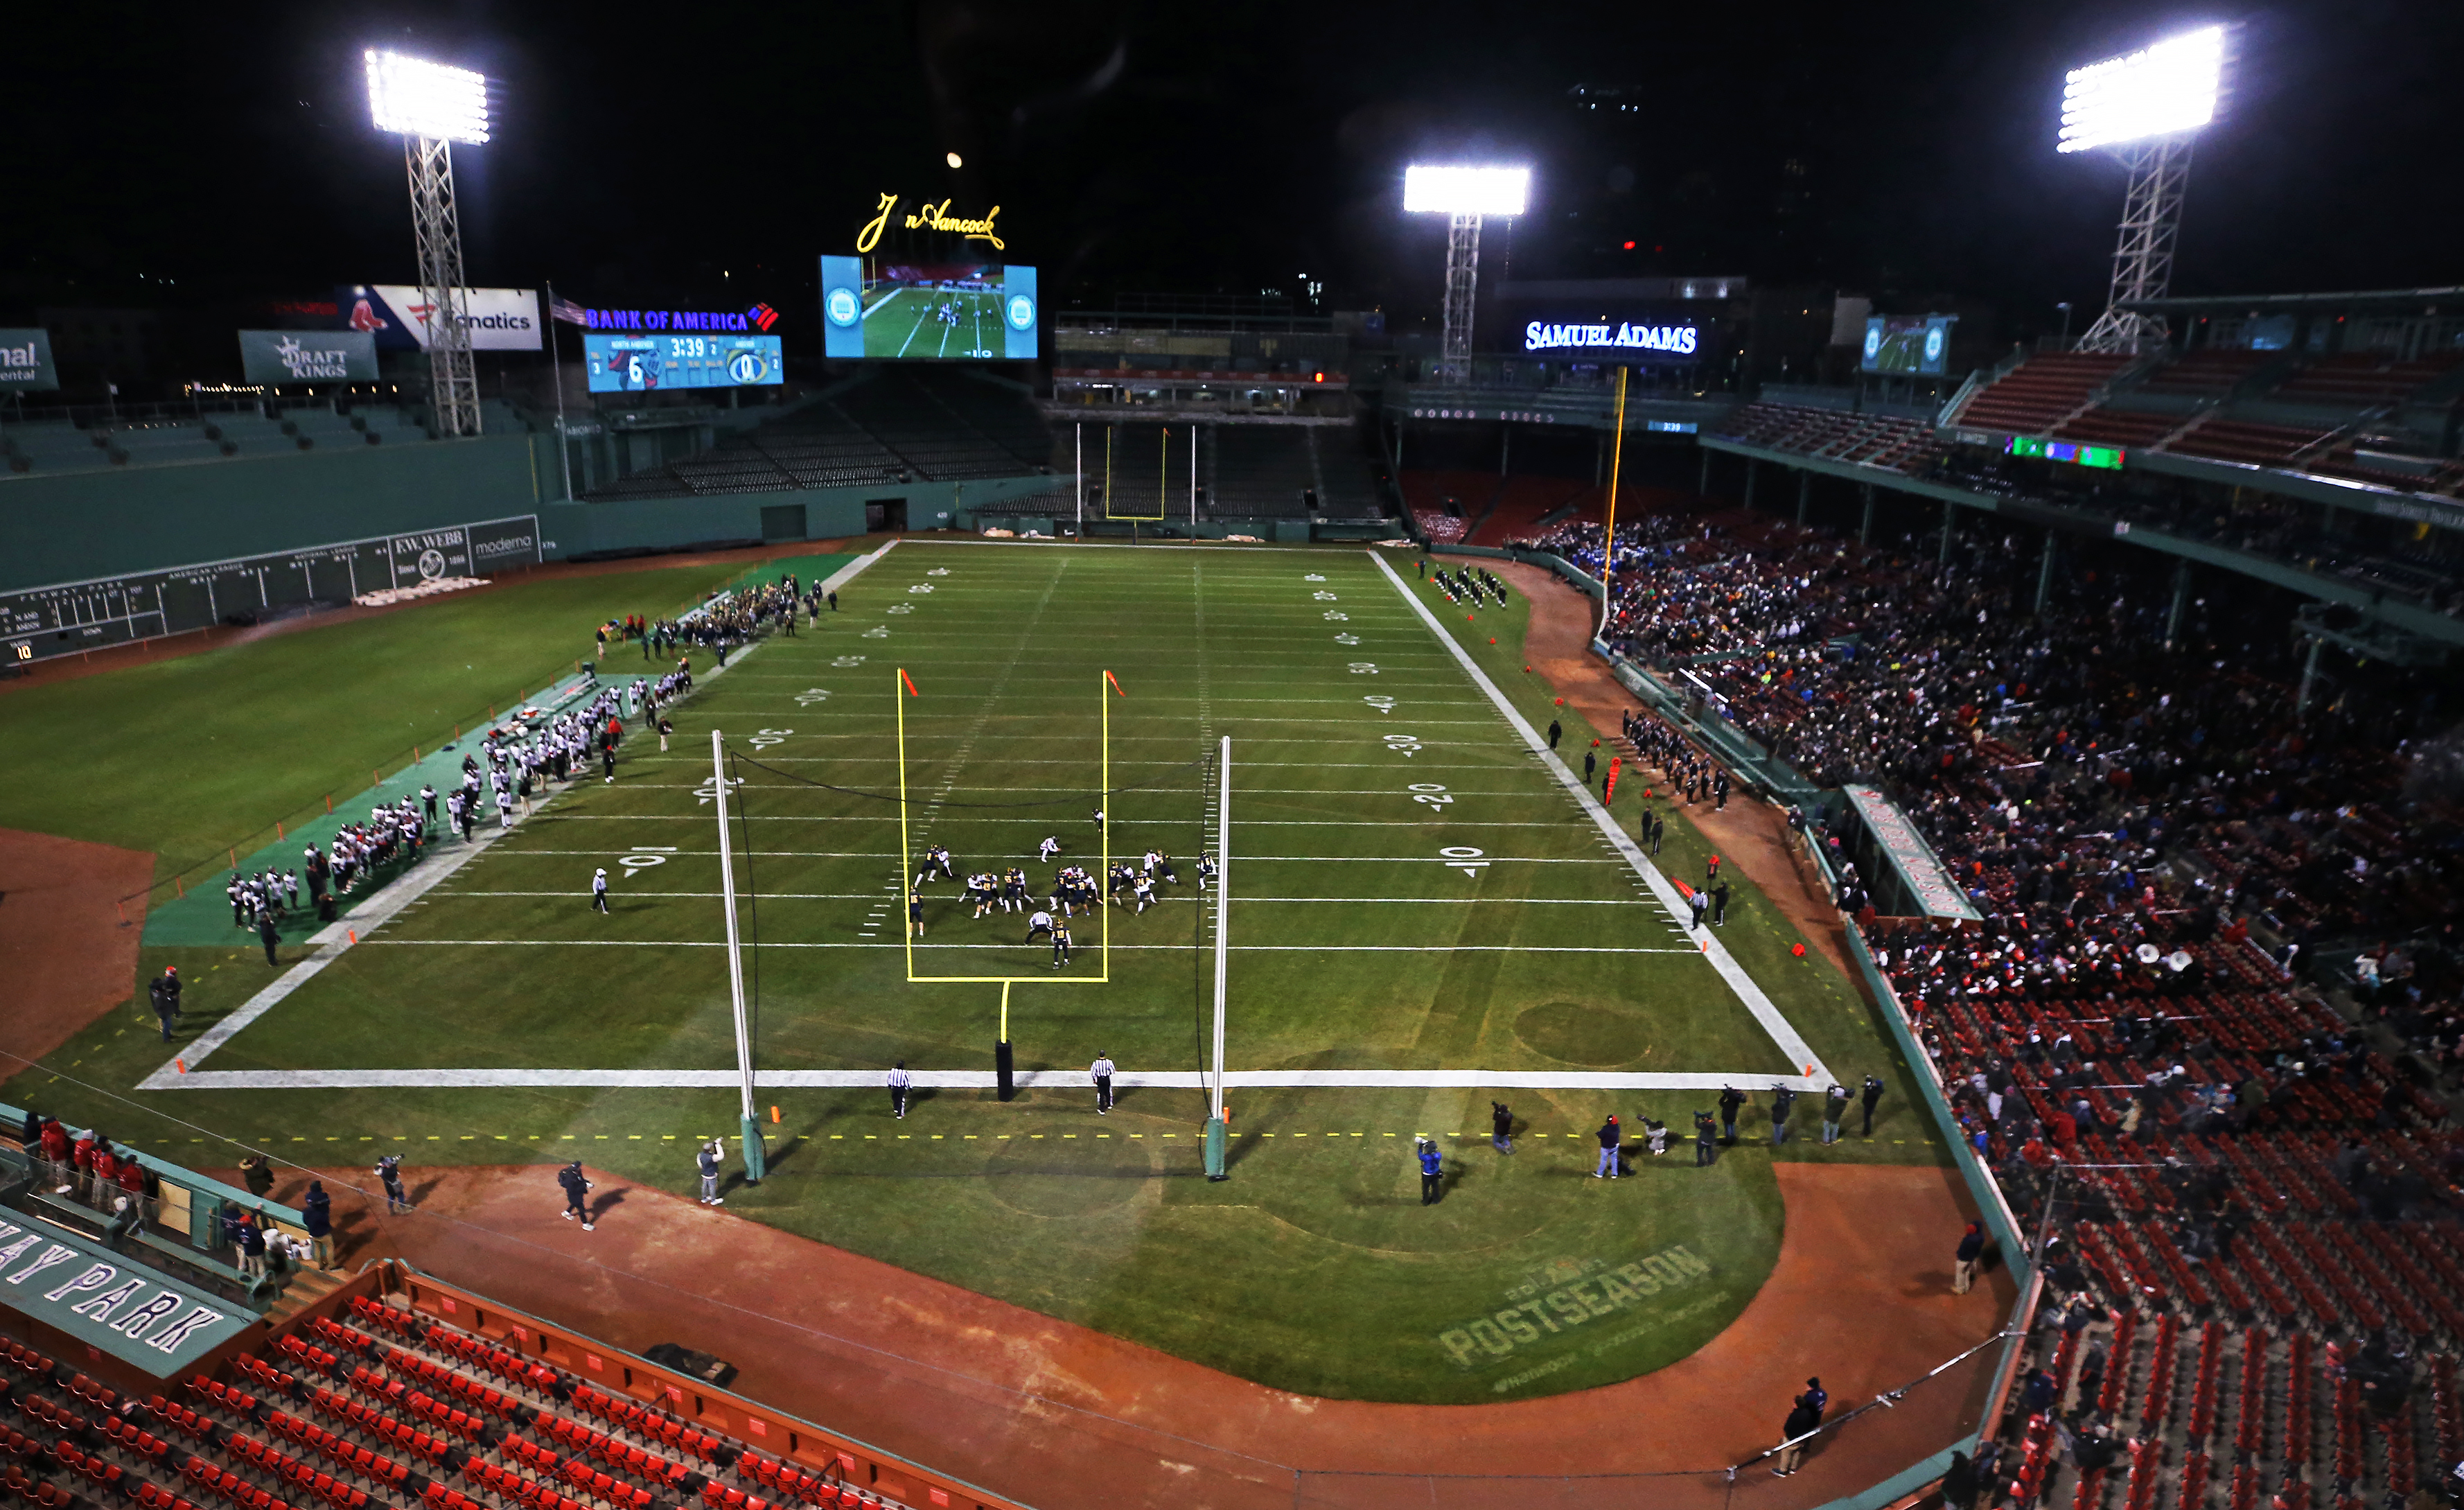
[309,1384,452,1465]
[383,1347,527,1423]
[273,1335,343,1376]
[462,1452,590,1510]
[346,1299,429,1344]
[150,1395,222,1446]
[0,1430,38,1459]
[186,1374,263,1419]
[132,1479,204,1510]
[710,1477,879,1510]
[567,1385,731,1465]
[265,1407,412,1489]
[2233,1331,2268,1459]
[0,1344,55,1381]
[48,1436,126,1498]
[530,1414,690,1488]
[98,1409,176,1461]
[0,1464,73,1509]
[182,1451,295,1510]
[231,1355,296,1396]
[415,1322,564,1398]
[225,1431,372,1510]
[308,1318,381,1360]
[12,1399,86,1439]
[557,1454,657,1510]
[734,1451,862,1507]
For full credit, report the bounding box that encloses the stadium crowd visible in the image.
[1522,500,2464,1504]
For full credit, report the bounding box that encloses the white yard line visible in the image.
[1367,550,1833,1088]
[159,1067,1802,1091]
[428,890,1657,904]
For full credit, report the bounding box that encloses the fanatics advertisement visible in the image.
[236,328,380,385]
[0,328,59,391]
[339,285,543,351]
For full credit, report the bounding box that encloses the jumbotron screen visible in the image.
[1861,315,1957,376]
[819,255,1038,360]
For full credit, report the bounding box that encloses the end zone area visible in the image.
[12,541,1943,1405]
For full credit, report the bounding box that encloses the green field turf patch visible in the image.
[0,562,758,885]
[2,540,1938,1403]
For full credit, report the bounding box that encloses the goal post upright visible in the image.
[1204,735,1230,1179]
[711,729,765,1182]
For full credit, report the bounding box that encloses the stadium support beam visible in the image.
[2165,560,2192,647]
[2076,137,2193,355]
[1440,213,1481,385]
[405,136,482,436]
[1744,458,1759,511]
[1859,482,1876,545]
[2035,532,2059,617]
[1698,447,1710,498]
[1939,498,1955,568]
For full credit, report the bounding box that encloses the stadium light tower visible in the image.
[1404,165,1529,384]
[366,49,489,436]
[2058,25,2226,354]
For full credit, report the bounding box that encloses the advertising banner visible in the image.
[338,286,543,352]
[0,329,60,392]
[237,329,379,386]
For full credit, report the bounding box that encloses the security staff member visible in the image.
[256,909,281,967]
[148,967,183,1042]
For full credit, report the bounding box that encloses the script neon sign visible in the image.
[856,193,1005,254]
[1524,321,1698,355]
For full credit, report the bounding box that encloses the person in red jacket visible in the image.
[69,1132,96,1199]
[91,1143,121,1209]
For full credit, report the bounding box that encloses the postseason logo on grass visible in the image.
[1433,1244,1713,1372]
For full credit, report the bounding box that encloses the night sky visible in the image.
[12,0,2461,343]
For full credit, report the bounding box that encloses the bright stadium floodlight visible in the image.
[2057,25,2223,155]
[1402,164,1529,216]
[1404,165,1529,383]
[2058,26,2227,353]
[364,50,491,143]
[365,49,489,437]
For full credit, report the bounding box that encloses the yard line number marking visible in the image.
[618,845,678,877]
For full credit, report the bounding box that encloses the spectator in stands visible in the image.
[1939,1450,1980,1510]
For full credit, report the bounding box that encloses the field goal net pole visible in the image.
[710,729,766,1182]
[1598,365,1628,642]
[1204,736,1231,1179]
[1073,423,1083,537]
[1189,423,1199,529]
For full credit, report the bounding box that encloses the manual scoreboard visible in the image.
[2,516,540,666]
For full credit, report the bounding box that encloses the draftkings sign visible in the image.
[237,329,379,386]
[0,1220,252,1375]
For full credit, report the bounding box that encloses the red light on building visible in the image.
[1622,240,1636,250]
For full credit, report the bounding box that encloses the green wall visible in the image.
[0,436,1057,590]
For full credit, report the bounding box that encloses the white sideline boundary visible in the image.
[140,540,903,1091]
[1366,550,1834,1088]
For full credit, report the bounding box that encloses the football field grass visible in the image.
[8,540,1944,1403]
[862,286,1005,359]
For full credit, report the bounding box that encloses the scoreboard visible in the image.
[3,515,540,667]
[583,333,783,392]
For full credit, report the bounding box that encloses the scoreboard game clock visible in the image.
[583,333,783,393]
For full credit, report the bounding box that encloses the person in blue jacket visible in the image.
[1416,1137,1445,1205]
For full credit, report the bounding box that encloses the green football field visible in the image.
[10,540,1943,1403]
[862,285,1005,359]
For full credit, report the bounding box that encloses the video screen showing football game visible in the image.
[819,255,1038,360]
[1860,314,1955,375]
